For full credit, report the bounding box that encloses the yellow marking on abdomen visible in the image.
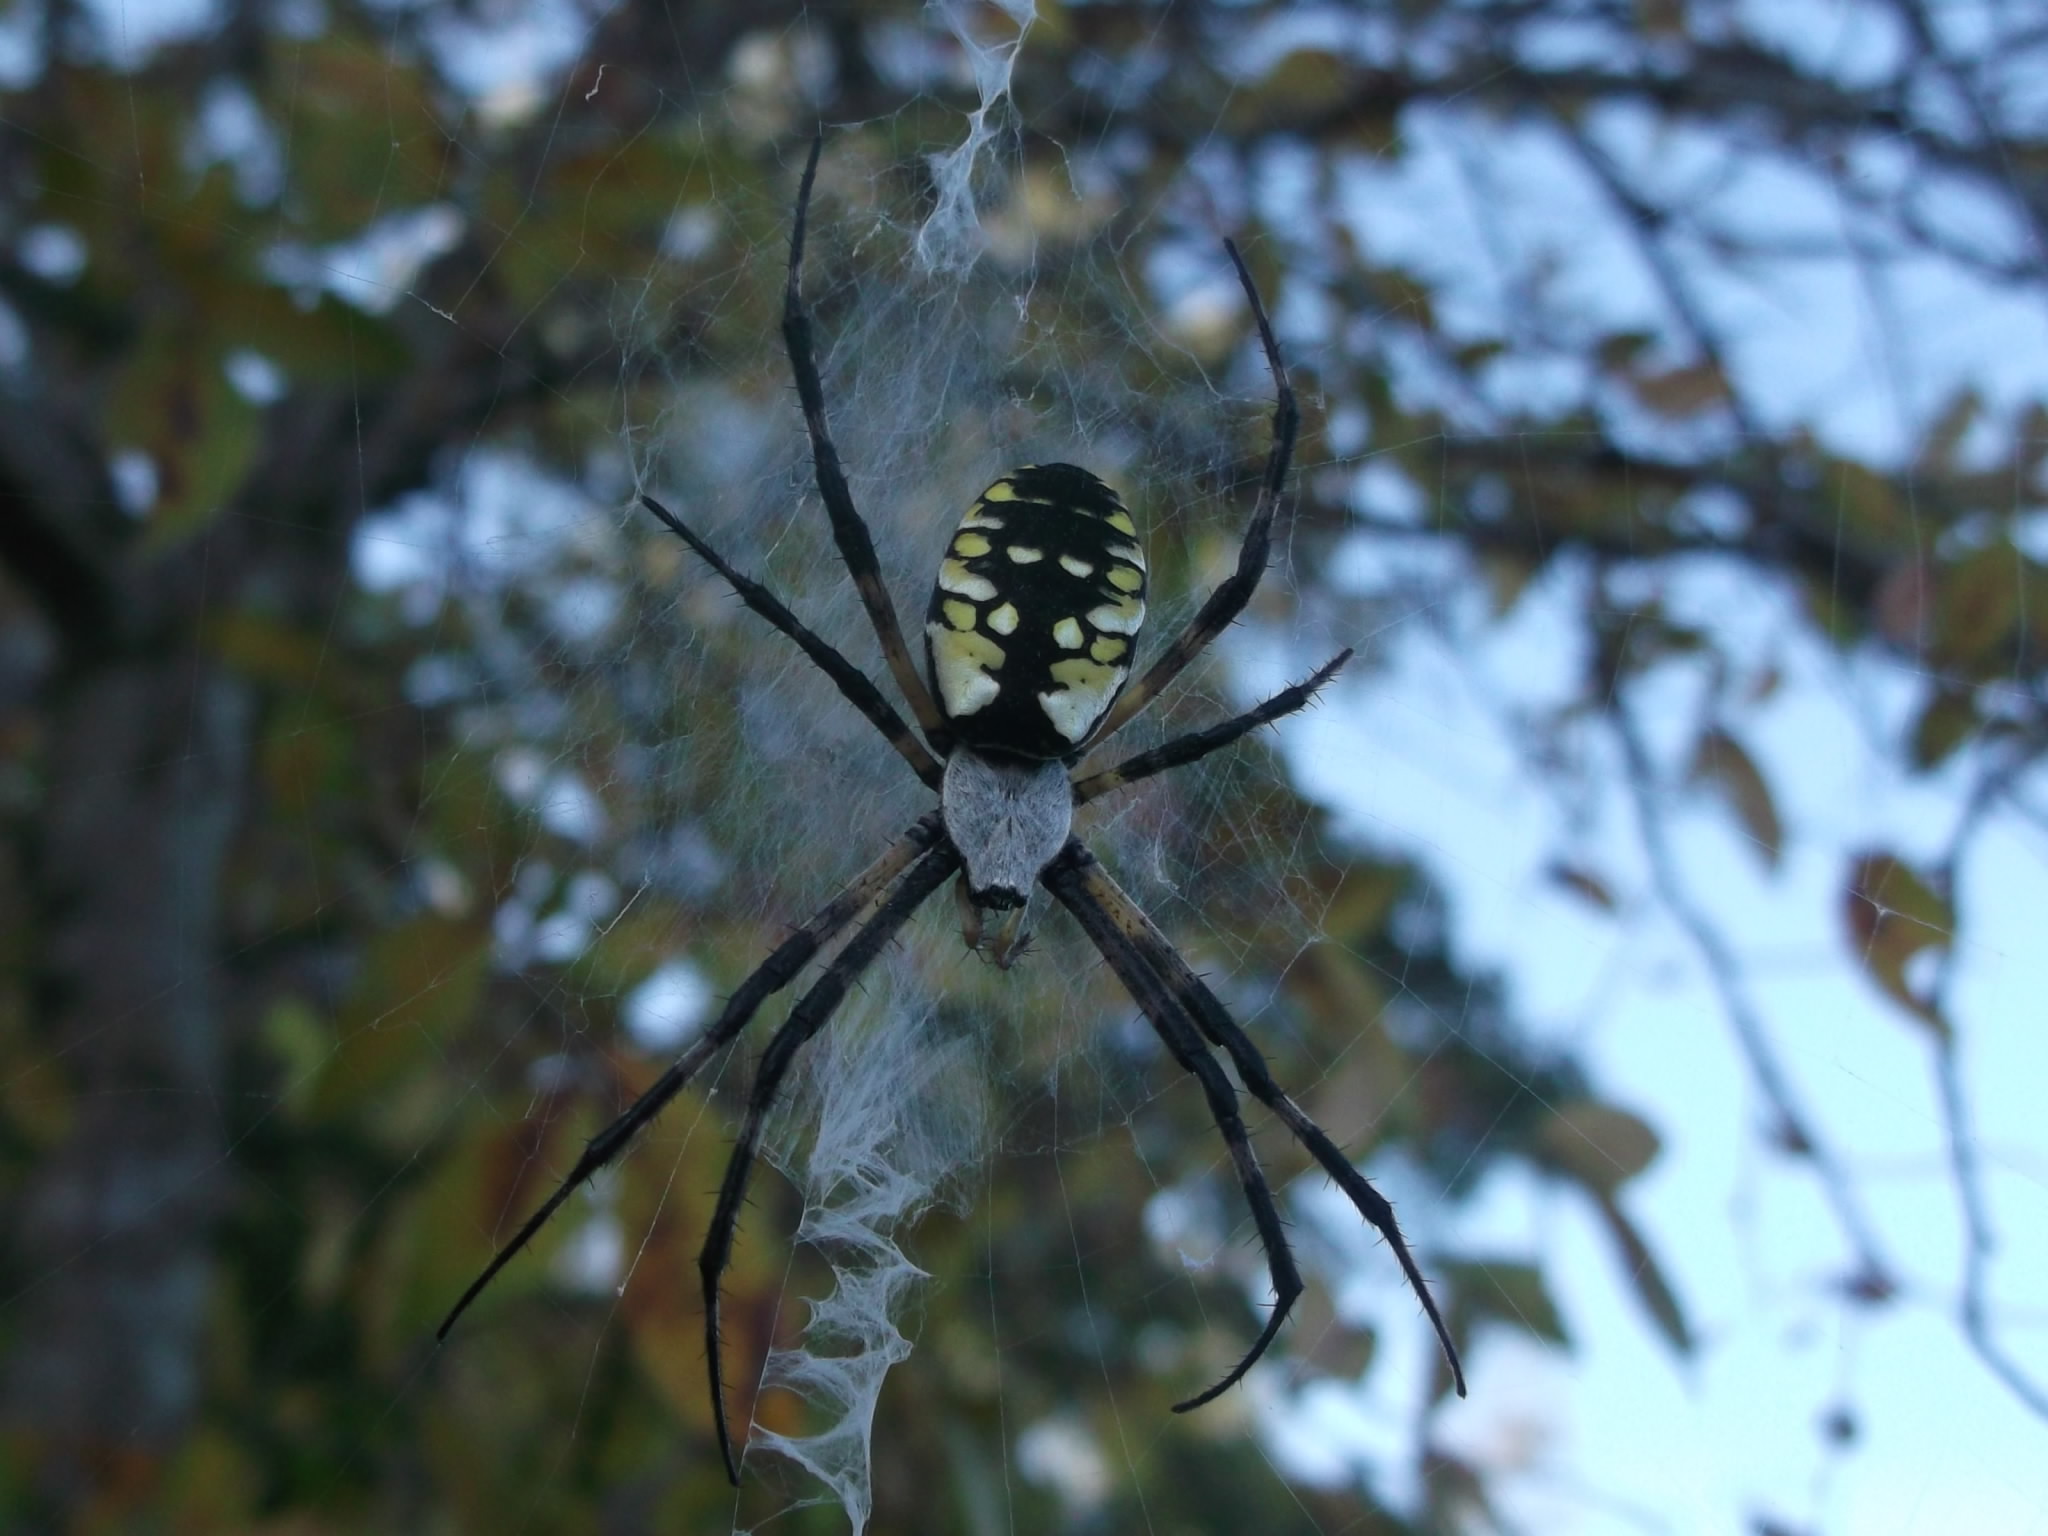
[939,558,997,600]
[928,623,1004,718]
[1086,595,1145,634]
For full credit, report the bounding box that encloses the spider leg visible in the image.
[437,814,945,1344]
[1085,238,1299,748]
[699,838,960,1484]
[641,494,943,789]
[1042,841,1304,1411]
[1072,648,1351,807]
[1053,844,1467,1397]
[783,134,950,745]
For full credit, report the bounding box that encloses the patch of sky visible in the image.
[1736,0,1907,88]
[110,449,157,517]
[1221,3,1400,79]
[1512,11,1638,70]
[18,226,86,284]
[556,1208,622,1295]
[265,205,466,315]
[1343,458,1427,527]
[659,206,721,264]
[187,78,283,205]
[223,350,286,406]
[74,0,220,70]
[2012,511,2048,563]
[1014,1417,1112,1520]
[401,655,477,716]
[0,2,41,88]
[417,0,601,119]
[622,959,711,1053]
[535,771,605,846]
[869,15,971,95]
[354,450,599,617]
[532,868,619,963]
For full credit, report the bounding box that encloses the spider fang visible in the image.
[953,874,1035,969]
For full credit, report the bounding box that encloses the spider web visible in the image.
[355,24,2048,1531]
[3,2,2046,1534]
[349,17,1372,1528]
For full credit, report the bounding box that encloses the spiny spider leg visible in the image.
[1072,648,1352,807]
[437,814,944,1344]
[1059,845,1468,1398]
[1041,840,1302,1407]
[698,841,960,1483]
[1086,238,1299,747]
[783,134,949,744]
[640,493,942,789]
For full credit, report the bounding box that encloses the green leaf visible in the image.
[104,321,260,544]
[311,916,490,1119]
[1931,542,2021,670]
[1910,685,1978,769]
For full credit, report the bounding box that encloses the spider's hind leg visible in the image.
[1042,840,1305,1408]
[1053,843,1469,1399]
[697,840,961,1483]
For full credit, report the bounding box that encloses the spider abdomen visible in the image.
[940,748,1072,907]
[924,464,1148,760]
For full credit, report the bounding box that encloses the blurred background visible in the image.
[1,0,2044,1531]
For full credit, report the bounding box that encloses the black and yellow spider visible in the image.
[440,137,1466,1483]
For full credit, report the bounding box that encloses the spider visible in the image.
[439,137,1466,1484]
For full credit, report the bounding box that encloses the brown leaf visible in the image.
[1633,360,1729,418]
[1921,388,1981,472]
[1872,558,1932,651]
[1910,686,1978,769]
[1545,862,1617,911]
[1843,853,1952,1037]
[1689,727,1783,869]
[1536,1100,1661,1195]
[1591,1189,1693,1355]
[1444,1260,1568,1346]
[1931,542,2022,670]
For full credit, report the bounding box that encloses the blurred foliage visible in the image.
[0,0,2040,1532]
